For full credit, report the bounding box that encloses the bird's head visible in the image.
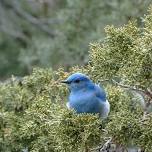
[61,73,92,91]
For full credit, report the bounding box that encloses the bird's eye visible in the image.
[74,80,80,83]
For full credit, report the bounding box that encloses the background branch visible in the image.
[1,0,55,38]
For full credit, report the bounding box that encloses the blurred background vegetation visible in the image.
[0,0,151,79]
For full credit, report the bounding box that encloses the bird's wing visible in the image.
[94,84,106,101]
[94,84,110,118]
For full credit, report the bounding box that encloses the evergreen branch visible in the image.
[111,79,152,99]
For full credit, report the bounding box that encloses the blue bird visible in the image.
[61,73,110,118]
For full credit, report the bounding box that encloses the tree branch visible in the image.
[111,79,152,99]
[0,1,28,41]
[1,0,55,38]
[90,137,112,151]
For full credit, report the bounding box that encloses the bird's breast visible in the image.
[68,90,98,113]
[69,90,94,103]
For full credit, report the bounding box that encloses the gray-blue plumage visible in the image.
[62,73,110,118]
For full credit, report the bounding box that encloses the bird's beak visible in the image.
[61,80,70,84]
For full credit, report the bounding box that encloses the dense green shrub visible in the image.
[0,6,152,152]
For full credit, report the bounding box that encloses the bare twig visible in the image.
[90,137,112,151]
[112,79,144,93]
[139,112,152,123]
[98,79,110,83]
[111,79,152,99]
